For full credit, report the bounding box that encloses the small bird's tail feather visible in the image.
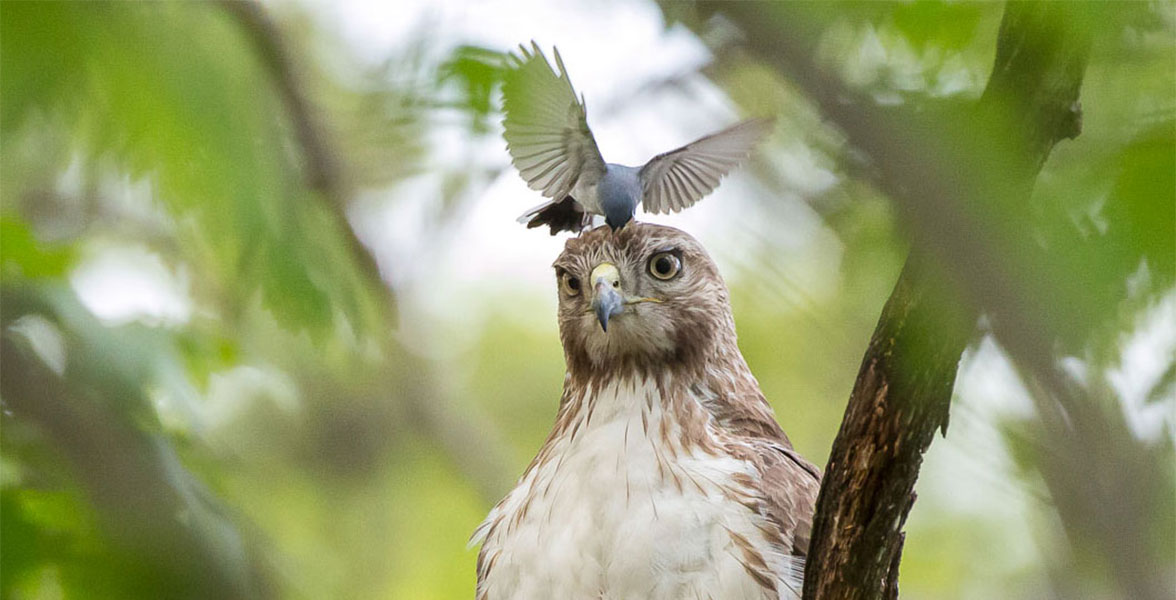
[516,196,591,235]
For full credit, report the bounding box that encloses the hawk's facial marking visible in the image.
[553,223,734,375]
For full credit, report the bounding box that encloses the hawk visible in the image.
[502,42,773,234]
[472,223,821,599]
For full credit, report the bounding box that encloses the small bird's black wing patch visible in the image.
[523,196,592,235]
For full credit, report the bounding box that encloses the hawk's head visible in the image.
[553,223,735,375]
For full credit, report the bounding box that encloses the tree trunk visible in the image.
[695,2,1094,597]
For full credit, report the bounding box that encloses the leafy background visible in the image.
[1,1,1172,599]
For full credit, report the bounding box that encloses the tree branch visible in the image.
[695,2,1094,598]
[215,0,384,301]
[218,0,518,504]
[1,288,273,599]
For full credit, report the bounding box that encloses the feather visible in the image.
[639,118,774,215]
[474,223,817,600]
[501,42,607,203]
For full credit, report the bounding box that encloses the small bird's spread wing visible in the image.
[502,42,607,203]
[639,118,773,214]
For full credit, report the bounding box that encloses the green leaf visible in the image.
[2,2,388,338]
[1110,121,1176,288]
[890,1,987,53]
[0,217,76,280]
[439,45,507,133]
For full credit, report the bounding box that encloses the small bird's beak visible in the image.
[590,262,624,332]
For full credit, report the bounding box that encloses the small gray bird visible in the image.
[503,42,773,234]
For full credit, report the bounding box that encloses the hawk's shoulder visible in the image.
[754,441,821,556]
[690,376,822,557]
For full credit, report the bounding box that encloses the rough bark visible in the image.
[696,2,1094,598]
[805,256,971,600]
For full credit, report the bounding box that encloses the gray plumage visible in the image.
[503,42,773,234]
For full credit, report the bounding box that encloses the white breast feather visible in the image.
[473,377,802,600]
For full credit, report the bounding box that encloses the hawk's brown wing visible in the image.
[692,378,821,555]
[758,443,821,556]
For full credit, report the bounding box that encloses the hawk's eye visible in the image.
[559,272,582,296]
[648,252,681,280]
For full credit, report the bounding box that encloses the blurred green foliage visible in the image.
[2,2,385,336]
[1,1,1173,599]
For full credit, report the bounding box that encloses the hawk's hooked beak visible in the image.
[590,263,624,332]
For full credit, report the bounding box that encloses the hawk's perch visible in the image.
[472,224,820,599]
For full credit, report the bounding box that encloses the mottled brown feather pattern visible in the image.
[474,223,820,599]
